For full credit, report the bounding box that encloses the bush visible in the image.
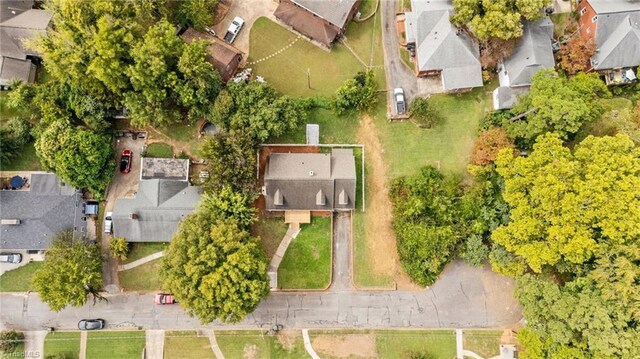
[0,330,24,353]
[470,127,515,165]
[332,70,377,116]
[461,234,489,267]
[409,97,443,128]
[109,237,129,261]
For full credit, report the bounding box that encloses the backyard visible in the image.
[144,142,174,158]
[164,331,214,359]
[86,331,146,359]
[0,262,43,292]
[44,332,80,359]
[215,330,307,359]
[277,217,332,290]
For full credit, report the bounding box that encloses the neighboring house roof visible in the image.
[492,86,530,110]
[292,0,359,29]
[264,149,356,211]
[405,1,482,90]
[274,0,340,47]
[499,18,555,87]
[0,56,35,86]
[180,28,243,82]
[584,0,640,70]
[0,0,33,23]
[0,173,87,250]
[140,158,190,181]
[112,179,202,242]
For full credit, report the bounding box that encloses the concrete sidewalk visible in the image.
[145,330,165,359]
[267,224,301,290]
[23,331,46,359]
[118,251,165,271]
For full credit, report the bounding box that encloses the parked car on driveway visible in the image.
[154,293,176,305]
[0,253,22,264]
[120,150,132,174]
[78,319,105,330]
[394,88,406,115]
[224,17,244,44]
[104,212,113,234]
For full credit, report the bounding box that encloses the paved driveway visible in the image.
[213,0,277,55]
[330,212,352,292]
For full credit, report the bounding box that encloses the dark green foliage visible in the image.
[461,234,489,267]
[0,330,24,353]
[32,232,103,311]
[200,131,257,196]
[410,97,444,128]
[0,130,22,165]
[200,186,257,229]
[0,117,32,164]
[172,0,218,30]
[332,70,378,116]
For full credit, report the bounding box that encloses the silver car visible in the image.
[0,253,22,264]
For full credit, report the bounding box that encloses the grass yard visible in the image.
[86,331,146,359]
[144,142,174,158]
[44,332,80,359]
[216,330,307,359]
[0,343,24,359]
[164,331,214,359]
[249,17,365,97]
[0,262,43,292]
[357,0,378,17]
[124,242,168,264]
[152,122,202,156]
[344,4,386,89]
[309,329,456,359]
[399,47,414,71]
[0,142,41,171]
[253,218,289,260]
[463,330,503,358]
[374,85,492,177]
[118,258,163,291]
[277,217,332,290]
[270,107,361,144]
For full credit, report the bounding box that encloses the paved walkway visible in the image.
[145,330,164,359]
[207,330,225,359]
[79,331,87,359]
[267,224,301,290]
[302,329,321,359]
[118,252,165,271]
[456,329,463,359]
[23,331,46,359]
[329,212,352,292]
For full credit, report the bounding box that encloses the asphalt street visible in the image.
[0,261,520,331]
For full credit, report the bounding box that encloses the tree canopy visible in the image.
[32,232,103,311]
[470,127,514,165]
[200,131,257,196]
[332,70,378,116]
[493,133,640,273]
[451,0,549,41]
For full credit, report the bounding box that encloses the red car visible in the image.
[120,150,132,174]
[154,293,176,305]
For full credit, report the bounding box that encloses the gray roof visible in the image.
[0,173,87,250]
[588,0,640,14]
[292,0,359,28]
[405,1,482,90]
[500,18,555,87]
[0,0,33,23]
[112,180,202,242]
[264,149,356,211]
[492,86,530,110]
[0,56,35,85]
[140,158,189,181]
[592,13,640,69]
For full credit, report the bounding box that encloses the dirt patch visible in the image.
[277,330,298,351]
[243,343,259,359]
[500,329,518,344]
[312,334,377,358]
[357,115,419,290]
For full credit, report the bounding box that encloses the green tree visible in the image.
[109,237,129,261]
[173,0,218,30]
[32,231,103,311]
[451,0,549,40]
[493,133,640,273]
[200,187,257,229]
[409,97,443,128]
[332,70,378,116]
[200,131,257,195]
[160,214,270,323]
[35,119,114,199]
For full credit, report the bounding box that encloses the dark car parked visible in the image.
[78,319,105,330]
[120,150,132,174]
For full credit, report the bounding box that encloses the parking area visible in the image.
[0,251,44,276]
[105,134,144,212]
[212,0,277,54]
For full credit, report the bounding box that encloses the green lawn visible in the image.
[216,331,307,359]
[253,218,289,260]
[86,331,146,359]
[277,217,332,289]
[249,17,365,97]
[123,242,168,264]
[374,86,492,177]
[0,344,24,359]
[310,330,456,359]
[0,262,43,292]
[153,122,202,156]
[164,331,214,359]
[270,107,361,145]
[399,47,414,71]
[0,142,42,171]
[144,142,174,158]
[118,258,163,291]
[357,0,378,17]
[344,3,386,89]
[44,332,80,359]
[463,330,503,358]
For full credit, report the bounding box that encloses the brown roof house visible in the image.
[181,27,243,82]
[404,0,482,91]
[274,0,361,48]
[263,149,356,211]
[576,0,640,84]
[0,4,52,88]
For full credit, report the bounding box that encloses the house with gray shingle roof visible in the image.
[0,6,52,88]
[493,18,556,110]
[0,173,87,250]
[404,0,483,91]
[577,0,640,84]
[263,149,356,211]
